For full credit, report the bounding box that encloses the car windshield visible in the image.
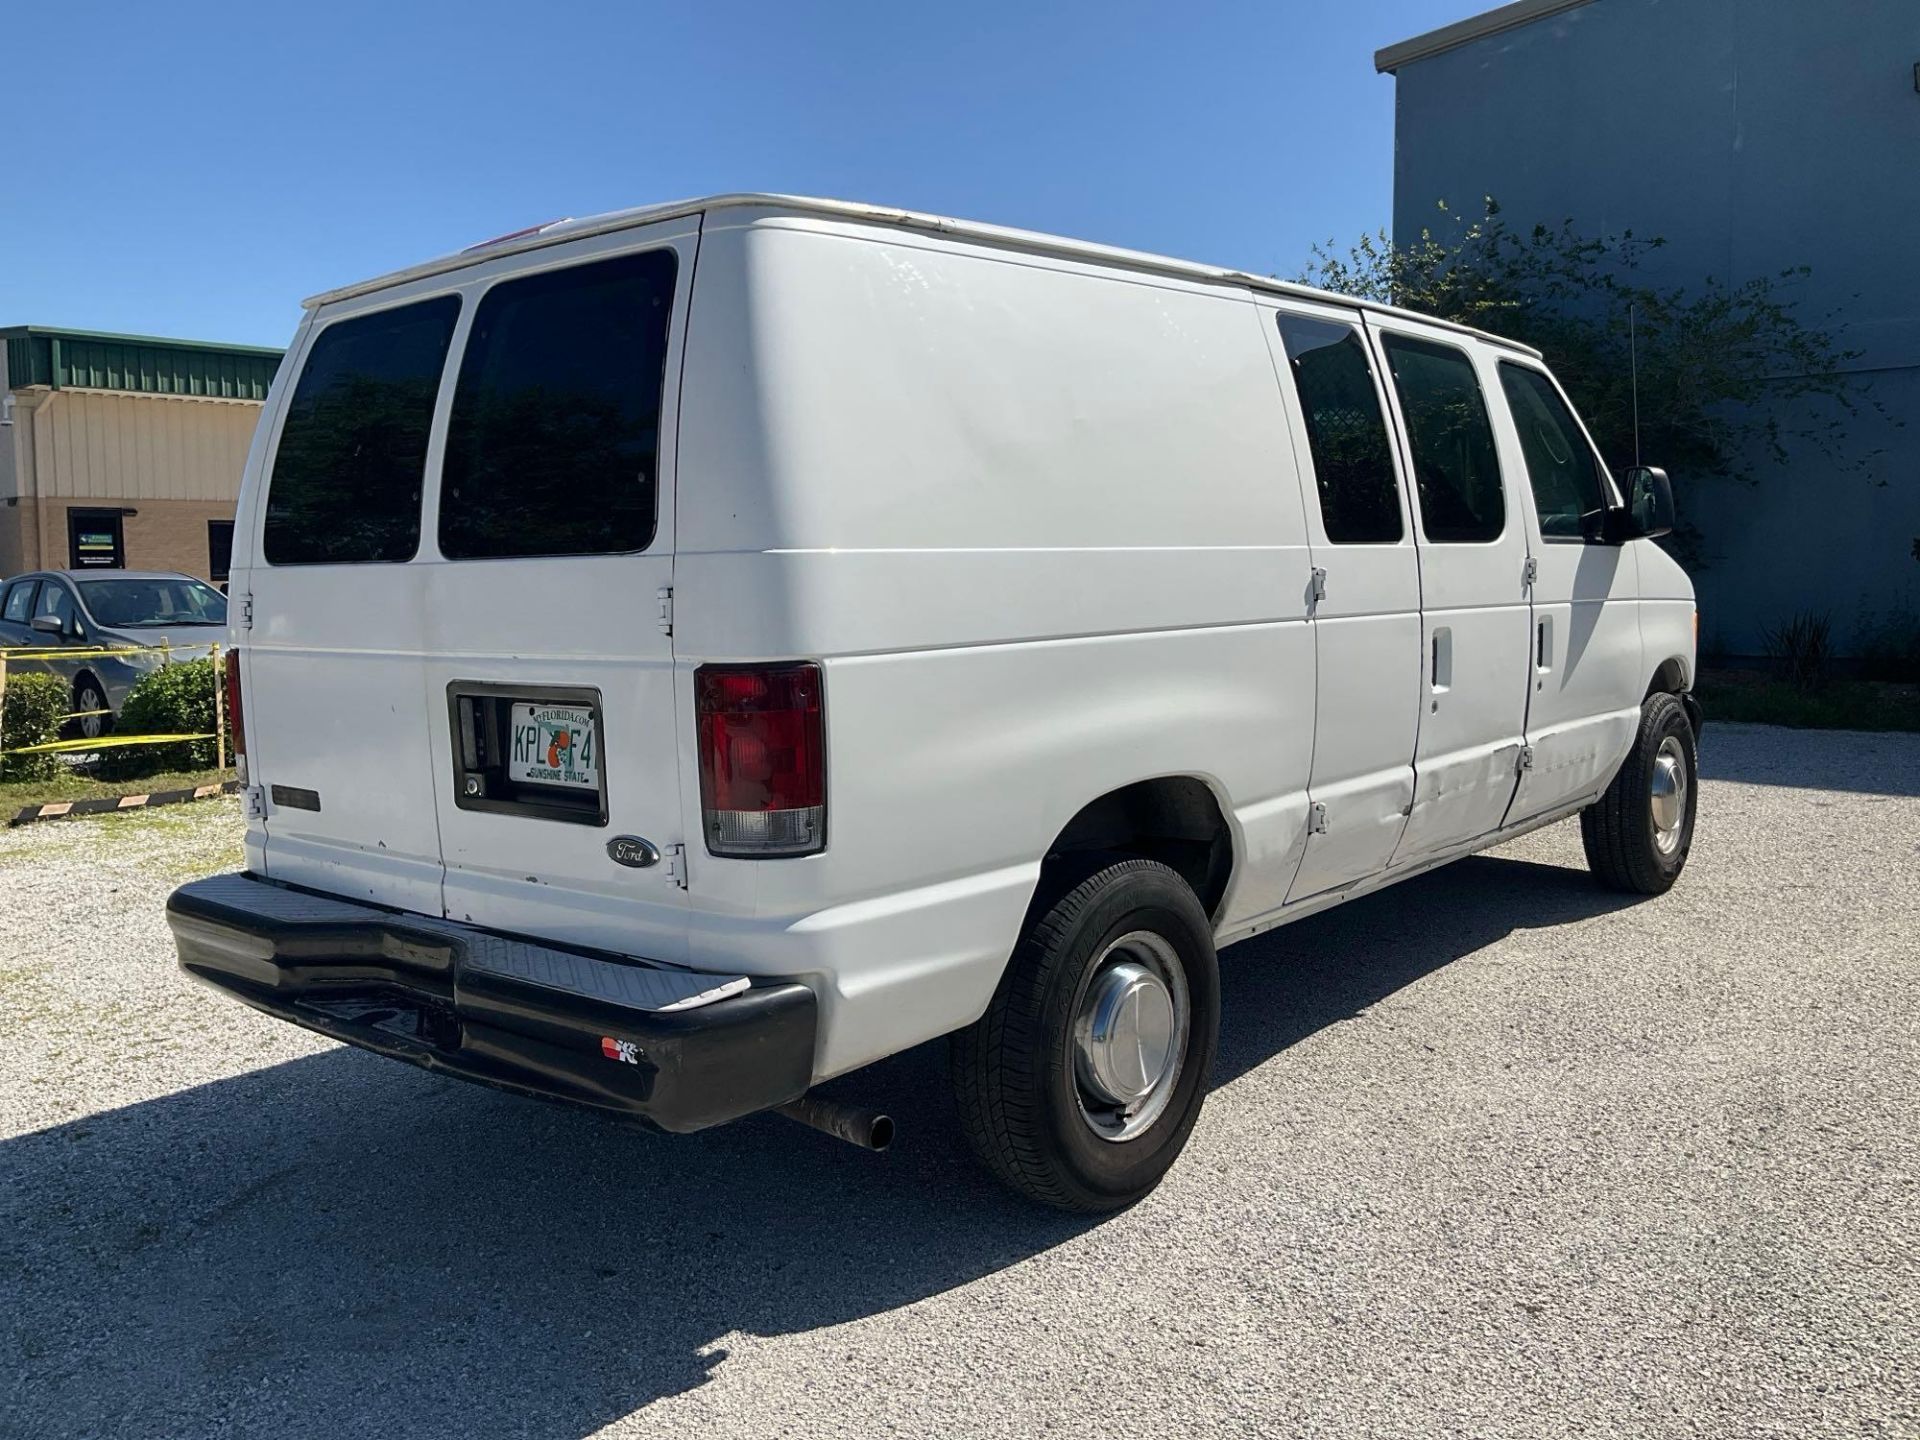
[76,576,228,628]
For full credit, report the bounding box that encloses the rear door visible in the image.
[419,221,696,962]
[1367,319,1535,865]
[244,295,463,912]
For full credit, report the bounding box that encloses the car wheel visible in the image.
[950,857,1220,1212]
[72,677,111,741]
[1581,691,1697,895]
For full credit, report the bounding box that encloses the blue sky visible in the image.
[2,1,1478,348]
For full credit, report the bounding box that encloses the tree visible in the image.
[1300,200,1893,566]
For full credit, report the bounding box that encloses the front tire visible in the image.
[950,858,1220,1212]
[1581,691,1697,894]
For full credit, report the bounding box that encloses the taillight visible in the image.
[695,662,825,857]
[223,653,247,782]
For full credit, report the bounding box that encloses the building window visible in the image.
[67,509,127,570]
[208,520,235,587]
[439,248,678,560]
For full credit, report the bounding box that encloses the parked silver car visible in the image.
[0,570,225,737]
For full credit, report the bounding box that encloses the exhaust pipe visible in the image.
[774,1094,894,1152]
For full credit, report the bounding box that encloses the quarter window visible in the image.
[1,581,36,624]
[1277,316,1403,543]
[1382,335,1506,544]
[439,248,678,560]
[1498,363,1610,539]
[263,296,461,566]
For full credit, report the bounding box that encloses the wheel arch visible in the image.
[1031,775,1236,926]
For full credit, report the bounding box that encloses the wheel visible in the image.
[1581,691,1697,895]
[950,857,1220,1212]
[71,676,111,741]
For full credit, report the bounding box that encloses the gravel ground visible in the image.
[3,723,1917,1439]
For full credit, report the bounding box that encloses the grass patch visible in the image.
[0,765,236,813]
[1697,669,1920,732]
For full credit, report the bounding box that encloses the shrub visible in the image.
[104,656,225,778]
[0,671,69,782]
[1763,611,1834,694]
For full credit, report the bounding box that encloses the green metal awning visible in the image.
[3,325,283,400]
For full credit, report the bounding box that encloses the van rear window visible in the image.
[263,296,460,566]
[438,248,677,560]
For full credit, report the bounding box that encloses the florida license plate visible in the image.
[507,703,599,791]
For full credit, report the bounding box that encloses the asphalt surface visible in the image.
[3,723,1916,1439]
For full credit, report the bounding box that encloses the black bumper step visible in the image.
[167,873,816,1134]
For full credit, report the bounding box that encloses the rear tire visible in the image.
[950,858,1220,1212]
[1581,692,1697,895]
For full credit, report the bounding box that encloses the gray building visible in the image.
[1378,0,1919,656]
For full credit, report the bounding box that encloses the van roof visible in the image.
[303,194,1543,360]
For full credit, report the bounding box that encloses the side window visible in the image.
[1277,315,1403,543]
[439,248,678,560]
[1381,335,1506,544]
[34,581,74,628]
[1498,364,1610,539]
[2,581,37,624]
[263,295,461,566]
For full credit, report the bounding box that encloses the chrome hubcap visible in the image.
[79,689,104,740]
[1650,734,1688,855]
[1072,931,1189,1143]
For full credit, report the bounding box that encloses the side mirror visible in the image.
[1609,465,1674,542]
[29,614,65,637]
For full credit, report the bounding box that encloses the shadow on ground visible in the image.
[1695,721,1920,797]
[4,854,1635,1438]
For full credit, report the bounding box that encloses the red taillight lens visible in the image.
[223,652,247,778]
[695,662,824,857]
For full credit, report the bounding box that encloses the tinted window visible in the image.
[76,576,227,628]
[1278,316,1403,543]
[263,296,460,566]
[2,581,37,624]
[1382,335,1506,544]
[440,249,678,560]
[1498,364,1610,539]
[208,520,235,583]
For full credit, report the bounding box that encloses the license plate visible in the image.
[507,703,599,791]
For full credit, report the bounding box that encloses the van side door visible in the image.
[1260,301,1422,901]
[1367,319,1535,865]
[1490,361,1643,826]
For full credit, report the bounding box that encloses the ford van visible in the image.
[167,195,1700,1211]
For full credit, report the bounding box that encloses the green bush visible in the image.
[1,672,69,781]
[103,656,225,779]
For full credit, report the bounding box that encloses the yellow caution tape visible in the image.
[0,646,189,662]
[1,732,217,756]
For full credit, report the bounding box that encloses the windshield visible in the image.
[76,576,228,628]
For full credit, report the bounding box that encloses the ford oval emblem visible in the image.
[607,835,661,869]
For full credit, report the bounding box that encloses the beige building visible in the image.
[1,326,283,583]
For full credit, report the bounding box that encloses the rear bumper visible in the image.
[167,874,816,1134]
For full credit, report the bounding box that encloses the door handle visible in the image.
[1430,626,1452,697]
[1536,616,1554,672]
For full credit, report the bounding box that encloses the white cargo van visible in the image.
[169,195,1700,1210]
